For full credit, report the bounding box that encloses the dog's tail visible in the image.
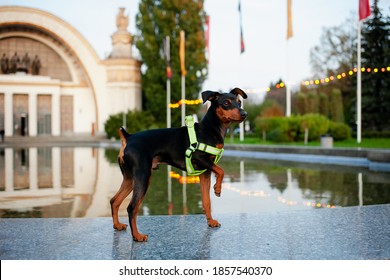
[118,126,130,139]
[118,127,130,166]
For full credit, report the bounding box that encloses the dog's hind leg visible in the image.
[110,176,133,231]
[127,167,152,242]
[111,127,134,230]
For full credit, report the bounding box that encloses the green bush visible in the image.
[104,110,156,139]
[267,117,290,142]
[328,122,351,140]
[255,114,350,142]
[255,116,299,142]
[299,114,330,141]
[287,116,301,141]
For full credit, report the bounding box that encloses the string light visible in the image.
[168,173,339,209]
[265,65,390,91]
[223,183,338,209]
[169,65,389,103]
[278,196,337,209]
[169,99,202,108]
[223,183,271,198]
[169,171,199,184]
[300,66,389,86]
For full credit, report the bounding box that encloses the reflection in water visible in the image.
[0,147,390,218]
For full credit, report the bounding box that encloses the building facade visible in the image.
[0,6,142,137]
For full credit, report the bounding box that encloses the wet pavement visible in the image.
[1,204,389,260]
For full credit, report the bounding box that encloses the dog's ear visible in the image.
[230,87,248,99]
[201,90,220,104]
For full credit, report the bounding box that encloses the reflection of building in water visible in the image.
[61,148,74,187]
[0,147,124,218]
[38,148,52,188]
[0,6,141,137]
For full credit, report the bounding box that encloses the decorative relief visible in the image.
[106,68,141,83]
[0,37,70,80]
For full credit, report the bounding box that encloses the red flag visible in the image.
[238,0,245,53]
[164,36,172,79]
[205,15,210,63]
[359,0,371,20]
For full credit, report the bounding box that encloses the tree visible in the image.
[307,91,319,114]
[318,92,329,118]
[360,0,390,131]
[309,2,390,132]
[309,12,357,78]
[329,88,345,123]
[135,0,208,127]
[309,13,357,126]
[295,92,307,115]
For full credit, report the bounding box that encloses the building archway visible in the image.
[0,6,142,137]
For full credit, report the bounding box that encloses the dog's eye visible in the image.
[223,100,230,107]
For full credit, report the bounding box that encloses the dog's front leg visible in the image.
[210,164,224,197]
[199,171,221,227]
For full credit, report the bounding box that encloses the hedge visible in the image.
[104,110,156,139]
[328,122,351,140]
[255,114,351,142]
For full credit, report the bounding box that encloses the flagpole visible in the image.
[180,30,186,126]
[239,95,244,141]
[286,0,293,117]
[165,35,172,214]
[238,1,245,141]
[357,21,362,144]
[286,40,291,117]
[167,77,171,128]
[181,76,185,126]
[166,36,171,129]
[357,0,370,143]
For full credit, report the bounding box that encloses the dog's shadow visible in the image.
[112,216,219,260]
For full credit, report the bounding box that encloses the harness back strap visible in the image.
[185,115,224,176]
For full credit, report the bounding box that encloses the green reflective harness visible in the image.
[185,115,224,176]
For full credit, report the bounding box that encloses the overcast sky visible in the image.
[2,0,389,101]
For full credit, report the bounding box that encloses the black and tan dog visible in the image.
[110,88,248,242]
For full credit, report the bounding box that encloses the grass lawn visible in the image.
[225,136,390,149]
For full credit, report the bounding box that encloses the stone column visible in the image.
[28,93,37,136]
[5,148,13,192]
[4,92,13,137]
[29,147,38,190]
[51,92,60,136]
[52,147,61,190]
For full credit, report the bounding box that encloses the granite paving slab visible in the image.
[1,204,389,260]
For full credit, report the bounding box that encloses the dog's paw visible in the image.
[113,223,128,231]
[208,219,221,228]
[213,184,221,197]
[133,233,149,242]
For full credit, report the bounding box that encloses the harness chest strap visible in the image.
[185,115,224,176]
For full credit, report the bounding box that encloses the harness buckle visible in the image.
[185,145,196,158]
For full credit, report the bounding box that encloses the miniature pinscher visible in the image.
[110,87,248,242]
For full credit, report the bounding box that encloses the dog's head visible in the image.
[202,88,248,123]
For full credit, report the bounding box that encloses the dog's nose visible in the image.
[240,110,248,119]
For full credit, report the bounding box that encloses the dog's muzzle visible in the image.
[240,110,248,120]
